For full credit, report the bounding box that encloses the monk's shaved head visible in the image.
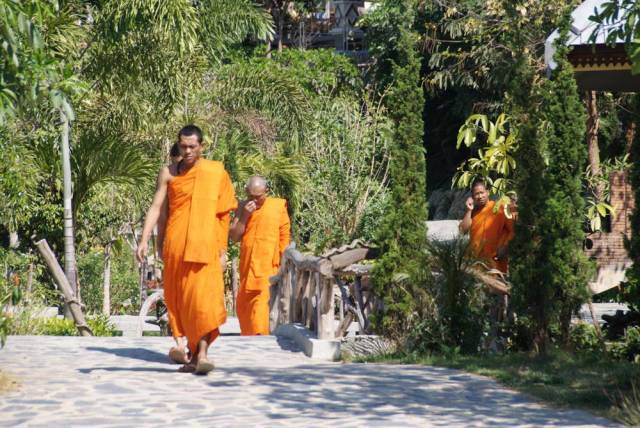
[246,176,268,193]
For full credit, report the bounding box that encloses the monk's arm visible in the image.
[229,204,247,243]
[156,197,169,256]
[136,168,169,262]
[459,209,472,234]
[278,204,291,258]
[216,211,232,254]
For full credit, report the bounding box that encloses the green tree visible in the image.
[364,0,430,341]
[510,15,592,354]
[622,94,640,310]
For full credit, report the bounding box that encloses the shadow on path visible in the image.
[210,364,618,427]
[78,366,177,374]
[86,347,169,364]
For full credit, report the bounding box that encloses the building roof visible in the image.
[545,0,640,92]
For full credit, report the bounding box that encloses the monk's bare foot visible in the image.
[194,357,215,375]
[177,363,196,373]
[168,347,190,365]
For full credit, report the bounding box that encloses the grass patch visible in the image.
[358,349,640,422]
[0,370,18,395]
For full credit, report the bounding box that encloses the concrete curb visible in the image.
[274,323,341,361]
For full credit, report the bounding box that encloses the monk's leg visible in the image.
[167,311,190,364]
[236,286,253,335]
[194,328,219,374]
[254,288,270,335]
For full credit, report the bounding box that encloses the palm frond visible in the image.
[71,131,156,214]
[197,0,274,63]
[236,151,304,210]
[205,63,309,147]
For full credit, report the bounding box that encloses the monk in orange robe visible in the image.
[137,125,237,374]
[230,176,290,335]
[459,179,514,273]
[157,142,190,364]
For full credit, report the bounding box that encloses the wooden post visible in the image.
[26,262,34,298]
[352,276,367,333]
[317,275,335,340]
[35,239,92,336]
[280,262,292,324]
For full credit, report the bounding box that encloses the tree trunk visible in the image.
[102,242,112,316]
[266,4,273,58]
[26,262,34,297]
[277,6,285,52]
[61,110,79,319]
[533,305,548,355]
[8,231,19,249]
[586,91,602,199]
[626,120,636,155]
[35,239,92,336]
[559,304,573,350]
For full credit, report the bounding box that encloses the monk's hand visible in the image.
[242,200,257,219]
[136,241,148,264]
[465,197,474,212]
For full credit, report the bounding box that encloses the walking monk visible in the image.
[459,179,514,273]
[137,125,237,374]
[229,176,290,335]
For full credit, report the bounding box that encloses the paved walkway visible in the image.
[0,334,618,427]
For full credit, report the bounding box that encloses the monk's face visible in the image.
[472,184,488,208]
[246,185,268,209]
[178,135,202,166]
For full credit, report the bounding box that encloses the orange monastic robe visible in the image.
[237,197,290,335]
[163,160,237,354]
[470,200,514,273]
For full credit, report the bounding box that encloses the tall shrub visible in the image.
[622,94,640,309]
[510,17,592,353]
[365,0,429,340]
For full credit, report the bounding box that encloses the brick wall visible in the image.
[585,170,635,293]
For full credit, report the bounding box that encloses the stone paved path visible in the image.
[0,334,618,427]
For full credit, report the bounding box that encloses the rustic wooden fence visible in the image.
[268,240,376,340]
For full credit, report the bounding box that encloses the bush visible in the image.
[610,327,640,362]
[39,318,77,336]
[36,314,118,336]
[617,380,640,426]
[569,323,602,353]
[429,238,487,354]
[87,314,118,337]
[78,248,140,315]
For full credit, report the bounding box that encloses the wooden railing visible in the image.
[269,240,376,340]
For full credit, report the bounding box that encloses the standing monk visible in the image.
[459,179,514,273]
[229,176,290,335]
[157,142,188,364]
[137,125,237,374]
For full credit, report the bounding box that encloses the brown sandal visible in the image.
[177,363,196,373]
[194,359,215,375]
[168,347,190,365]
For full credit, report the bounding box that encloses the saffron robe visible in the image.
[237,197,290,335]
[469,200,514,273]
[163,159,237,354]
